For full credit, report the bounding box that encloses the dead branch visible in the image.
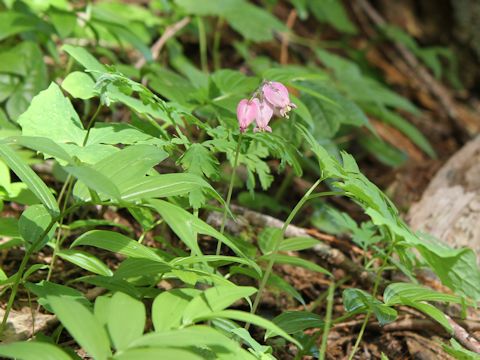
[135,17,191,69]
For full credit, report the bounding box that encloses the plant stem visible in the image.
[216,133,242,256]
[319,281,335,360]
[82,104,102,146]
[347,243,395,360]
[247,179,321,328]
[213,17,224,70]
[0,220,57,336]
[197,16,208,73]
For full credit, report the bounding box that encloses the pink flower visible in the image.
[253,99,274,132]
[237,99,259,132]
[262,81,296,118]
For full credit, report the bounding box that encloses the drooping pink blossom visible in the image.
[262,81,296,118]
[253,99,274,133]
[236,99,259,132]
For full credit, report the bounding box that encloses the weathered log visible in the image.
[408,136,480,259]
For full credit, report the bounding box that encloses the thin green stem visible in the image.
[197,16,208,73]
[247,179,321,328]
[0,219,57,336]
[216,133,242,256]
[213,17,224,70]
[348,243,395,360]
[319,281,335,360]
[82,105,102,146]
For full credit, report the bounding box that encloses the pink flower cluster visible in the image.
[236,81,296,133]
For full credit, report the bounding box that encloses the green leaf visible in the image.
[71,230,165,262]
[62,45,106,75]
[195,310,301,347]
[47,296,111,360]
[65,164,121,200]
[108,292,146,351]
[113,348,204,360]
[0,144,59,216]
[5,136,74,163]
[57,249,113,276]
[62,71,96,99]
[17,82,85,146]
[180,143,219,179]
[182,285,256,325]
[114,258,171,279]
[120,173,213,201]
[444,339,480,360]
[268,311,323,337]
[260,254,331,276]
[128,326,256,359]
[407,301,453,334]
[25,281,90,313]
[383,283,460,306]
[343,288,397,326]
[18,204,55,252]
[278,237,321,252]
[0,12,39,41]
[152,288,200,332]
[257,227,282,255]
[0,341,72,360]
[148,200,249,260]
[49,7,77,38]
[308,0,357,34]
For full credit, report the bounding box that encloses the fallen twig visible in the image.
[135,17,191,69]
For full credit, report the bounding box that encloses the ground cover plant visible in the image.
[0,0,479,359]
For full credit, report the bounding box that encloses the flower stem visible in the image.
[213,17,224,70]
[216,133,242,255]
[82,104,102,147]
[246,178,321,328]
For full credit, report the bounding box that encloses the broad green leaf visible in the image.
[260,254,331,276]
[65,164,121,200]
[443,339,480,360]
[113,348,204,360]
[407,301,453,334]
[0,12,39,41]
[128,326,256,360]
[62,45,106,75]
[108,292,146,350]
[195,310,301,347]
[0,144,59,215]
[148,200,248,260]
[0,42,48,120]
[171,255,258,273]
[343,288,397,326]
[47,296,111,360]
[114,258,172,279]
[308,0,357,34]
[57,249,113,276]
[152,288,200,332]
[121,173,213,201]
[257,227,282,255]
[71,230,165,262]
[62,71,95,99]
[77,275,141,299]
[25,281,90,313]
[17,82,86,146]
[5,136,73,163]
[278,237,321,252]
[384,283,460,306]
[182,286,256,325]
[49,7,77,38]
[18,204,56,252]
[0,341,72,360]
[267,311,323,337]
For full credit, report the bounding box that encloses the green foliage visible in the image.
[0,1,474,359]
